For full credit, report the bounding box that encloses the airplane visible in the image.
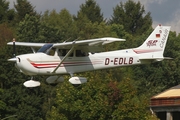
[7,25,171,87]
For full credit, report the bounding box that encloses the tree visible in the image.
[109,0,152,35]
[46,75,157,120]
[0,0,15,24]
[16,14,40,42]
[0,12,49,120]
[74,11,120,41]
[0,88,6,119]
[40,9,77,42]
[0,23,14,47]
[74,0,104,24]
[14,0,38,22]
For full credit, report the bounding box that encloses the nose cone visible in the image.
[15,54,40,75]
[8,57,17,62]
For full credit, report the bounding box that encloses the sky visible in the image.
[7,0,180,33]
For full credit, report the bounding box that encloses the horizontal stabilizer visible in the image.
[140,57,173,63]
[164,57,173,60]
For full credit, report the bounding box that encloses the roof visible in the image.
[152,84,180,99]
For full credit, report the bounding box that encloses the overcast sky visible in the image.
[8,0,180,33]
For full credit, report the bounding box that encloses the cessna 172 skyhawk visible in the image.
[8,25,171,87]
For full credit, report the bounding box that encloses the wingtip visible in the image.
[7,42,13,45]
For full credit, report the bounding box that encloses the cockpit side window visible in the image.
[57,49,88,57]
[76,50,88,57]
[58,49,73,57]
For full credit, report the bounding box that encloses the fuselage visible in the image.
[15,49,141,76]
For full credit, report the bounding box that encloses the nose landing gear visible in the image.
[23,77,41,87]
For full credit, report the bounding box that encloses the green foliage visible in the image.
[0,0,15,24]
[0,89,6,116]
[16,14,41,42]
[40,9,76,42]
[75,0,103,24]
[109,0,152,35]
[46,76,154,120]
[76,20,117,39]
[0,0,9,21]
[0,23,14,47]
[2,87,43,120]
[14,0,38,22]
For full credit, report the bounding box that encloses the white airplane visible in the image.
[7,25,171,87]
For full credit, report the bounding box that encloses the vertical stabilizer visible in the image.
[133,25,171,59]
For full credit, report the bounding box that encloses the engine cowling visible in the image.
[46,76,64,84]
[69,77,87,85]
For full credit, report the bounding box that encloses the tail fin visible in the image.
[133,25,171,60]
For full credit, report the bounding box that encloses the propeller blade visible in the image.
[13,38,16,57]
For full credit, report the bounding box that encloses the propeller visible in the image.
[8,38,17,62]
[13,38,16,58]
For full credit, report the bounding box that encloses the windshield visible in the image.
[37,43,53,54]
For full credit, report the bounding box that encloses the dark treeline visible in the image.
[0,0,179,119]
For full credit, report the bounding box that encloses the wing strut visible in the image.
[31,47,36,53]
[51,42,75,73]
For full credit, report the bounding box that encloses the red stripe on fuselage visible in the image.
[30,60,103,68]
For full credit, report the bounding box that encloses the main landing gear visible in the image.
[23,77,41,87]
[23,75,88,88]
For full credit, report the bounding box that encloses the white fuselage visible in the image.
[15,49,142,76]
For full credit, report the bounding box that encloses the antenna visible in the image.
[74,37,80,41]
[63,37,71,43]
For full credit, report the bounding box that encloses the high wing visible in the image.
[53,37,125,52]
[7,37,125,52]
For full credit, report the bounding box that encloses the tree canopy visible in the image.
[14,0,38,22]
[0,0,15,24]
[109,0,152,35]
[74,0,104,24]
